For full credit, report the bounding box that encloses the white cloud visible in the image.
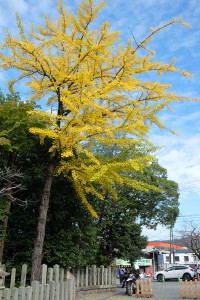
[151,130,200,188]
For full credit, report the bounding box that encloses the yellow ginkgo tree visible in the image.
[0,0,196,280]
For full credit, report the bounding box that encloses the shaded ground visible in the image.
[76,280,200,300]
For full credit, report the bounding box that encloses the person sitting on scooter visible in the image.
[129,264,140,279]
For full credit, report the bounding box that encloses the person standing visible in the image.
[118,265,125,284]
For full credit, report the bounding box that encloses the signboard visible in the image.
[134,259,152,266]
[115,259,131,266]
[115,258,152,266]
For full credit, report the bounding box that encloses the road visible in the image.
[76,280,200,300]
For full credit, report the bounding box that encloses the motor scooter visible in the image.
[126,273,137,296]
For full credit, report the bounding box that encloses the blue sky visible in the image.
[0,0,200,241]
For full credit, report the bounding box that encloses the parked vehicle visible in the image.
[153,265,197,282]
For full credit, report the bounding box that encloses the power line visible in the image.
[177,214,200,218]
[178,179,200,187]
[147,229,169,240]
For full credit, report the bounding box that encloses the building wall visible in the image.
[162,252,198,267]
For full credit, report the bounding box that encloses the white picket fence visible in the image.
[0,264,116,299]
[72,265,116,291]
[0,280,74,300]
[0,264,75,300]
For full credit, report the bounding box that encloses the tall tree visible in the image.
[0,1,195,279]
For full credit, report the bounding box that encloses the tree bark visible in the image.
[0,196,12,264]
[31,160,54,281]
[0,163,14,264]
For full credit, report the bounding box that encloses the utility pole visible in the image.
[172,228,175,264]
[170,226,172,264]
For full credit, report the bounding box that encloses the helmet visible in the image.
[134,264,139,270]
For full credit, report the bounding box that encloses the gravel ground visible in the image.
[76,280,200,300]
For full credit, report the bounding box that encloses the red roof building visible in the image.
[147,242,187,250]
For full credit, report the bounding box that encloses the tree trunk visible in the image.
[0,197,12,263]
[31,161,54,281]
[0,162,14,264]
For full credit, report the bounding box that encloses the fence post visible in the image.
[96,267,100,286]
[60,282,64,300]
[85,266,88,287]
[0,290,3,300]
[48,267,53,283]
[53,265,60,283]
[92,265,96,286]
[43,283,50,300]
[26,286,33,300]
[20,264,27,287]
[10,268,16,288]
[32,281,40,300]
[60,268,64,283]
[41,264,47,285]
[3,288,11,300]
[88,267,92,286]
[67,279,75,300]
[80,269,84,287]
[100,266,104,285]
[39,283,45,300]
[76,269,80,289]
[55,282,60,300]
[19,286,26,300]
[112,267,116,285]
[104,267,108,285]
[11,287,19,300]
[107,266,112,286]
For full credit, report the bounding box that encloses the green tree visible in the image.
[0,0,195,279]
[118,161,179,229]
[0,92,44,263]
[95,196,147,265]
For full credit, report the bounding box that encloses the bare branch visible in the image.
[0,167,27,206]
